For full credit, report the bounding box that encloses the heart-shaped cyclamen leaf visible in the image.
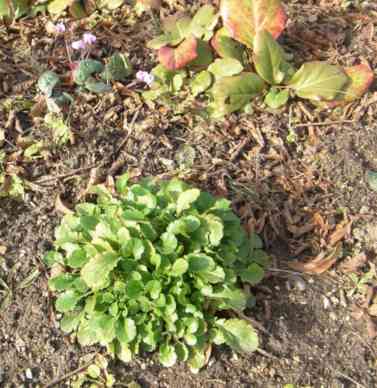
[211,27,245,62]
[288,61,349,101]
[220,0,287,48]
[158,37,198,71]
[190,5,219,41]
[38,71,60,97]
[208,58,243,79]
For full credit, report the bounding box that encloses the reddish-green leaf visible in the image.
[288,62,349,101]
[158,37,198,71]
[220,0,287,47]
[188,40,213,70]
[211,27,245,62]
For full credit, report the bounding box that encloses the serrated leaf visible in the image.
[67,249,88,268]
[253,30,286,84]
[77,319,98,346]
[60,311,82,333]
[161,232,178,254]
[102,53,133,81]
[187,253,215,272]
[219,318,258,353]
[211,27,245,62]
[43,251,64,267]
[208,58,243,79]
[55,290,81,312]
[205,215,224,246]
[288,62,349,101]
[90,313,116,344]
[38,71,60,97]
[81,252,120,290]
[264,87,289,108]
[220,0,287,47]
[210,287,247,311]
[73,60,104,85]
[158,37,198,71]
[177,188,200,214]
[48,274,75,291]
[159,343,177,367]
[171,258,189,277]
[210,72,265,117]
[190,71,213,96]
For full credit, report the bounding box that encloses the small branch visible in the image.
[335,370,366,388]
[256,347,279,360]
[293,120,357,128]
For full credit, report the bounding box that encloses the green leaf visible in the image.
[125,279,144,298]
[253,30,286,84]
[190,5,219,41]
[171,258,189,277]
[210,72,265,117]
[264,87,289,109]
[175,342,189,361]
[81,252,120,290]
[90,313,116,345]
[211,28,245,62]
[48,274,75,291]
[77,319,98,346]
[220,0,287,47]
[188,348,206,373]
[117,318,137,344]
[208,58,243,79]
[0,0,11,17]
[187,253,215,272]
[240,263,264,285]
[38,71,60,97]
[73,60,104,85]
[177,188,200,215]
[102,53,133,81]
[367,170,377,192]
[116,172,129,194]
[161,232,178,254]
[43,251,64,267]
[200,266,225,283]
[85,78,112,94]
[288,62,349,101]
[55,290,81,312]
[188,40,213,70]
[190,71,213,97]
[158,37,198,71]
[48,0,74,14]
[218,318,258,353]
[87,365,101,379]
[60,311,82,333]
[210,287,247,311]
[159,343,177,367]
[67,249,88,268]
[205,215,224,246]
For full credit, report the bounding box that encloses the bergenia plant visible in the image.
[45,177,269,371]
[144,0,374,118]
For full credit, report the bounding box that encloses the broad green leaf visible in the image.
[38,71,60,97]
[116,342,132,362]
[188,348,206,373]
[73,60,104,85]
[204,215,224,246]
[159,343,177,367]
[367,170,377,192]
[90,314,116,344]
[187,253,215,272]
[102,53,133,81]
[55,290,81,312]
[210,287,247,311]
[190,71,213,97]
[188,40,213,70]
[211,27,245,62]
[81,252,120,290]
[67,249,88,268]
[117,318,137,344]
[77,319,98,346]
[219,318,258,353]
[288,62,349,101]
[200,266,226,283]
[43,251,63,267]
[210,72,265,117]
[208,58,243,79]
[85,78,112,94]
[60,311,82,333]
[158,37,198,71]
[87,365,101,379]
[48,0,74,14]
[177,188,200,214]
[220,0,287,47]
[264,87,289,108]
[116,172,129,194]
[125,279,143,298]
[161,232,178,254]
[0,0,11,17]
[253,30,286,84]
[171,258,189,277]
[240,263,264,285]
[175,342,189,361]
[191,5,219,41]
[146,280,161,299]
[48,274,75,291]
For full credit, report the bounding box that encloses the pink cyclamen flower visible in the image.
[54,22,66,34]
[136,71,154,86]
[82,33,97,45]
[71,40,86,50]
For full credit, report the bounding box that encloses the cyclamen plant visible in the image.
[45,176,269,371]
[144,0,374,118]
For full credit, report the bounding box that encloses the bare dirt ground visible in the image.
[1,1,377,387]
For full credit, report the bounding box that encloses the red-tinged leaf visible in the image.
[158,37,198,71]
[220,0,287,48]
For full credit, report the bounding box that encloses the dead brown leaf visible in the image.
[288,245,341,274]
[339,252,367,273]
[328,220,352,246]
[55,195,73,215]
[0,245,7,255]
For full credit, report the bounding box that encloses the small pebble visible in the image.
[323,296,331,310]
[25,368,33,380]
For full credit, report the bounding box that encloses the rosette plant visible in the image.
[45,176,269,371]
[144,0,374,117]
